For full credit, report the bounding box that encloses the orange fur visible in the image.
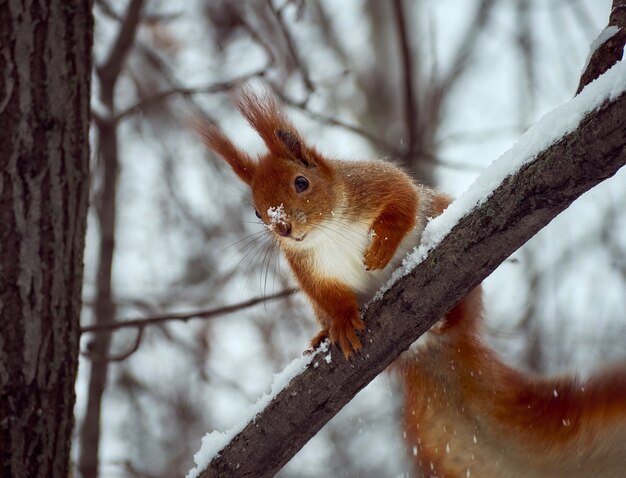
[432,192,453,217]
[199,89,626,476]
[283,245,366,353]
[196,121,256,184]
[397,289,626,477]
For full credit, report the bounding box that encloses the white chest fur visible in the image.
[302,218,422,304]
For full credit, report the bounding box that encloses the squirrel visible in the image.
[198,88,626,477]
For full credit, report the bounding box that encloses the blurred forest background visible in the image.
[77,0,626,477]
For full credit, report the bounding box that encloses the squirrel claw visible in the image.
[309,329,330,352]
[330,315,366,359]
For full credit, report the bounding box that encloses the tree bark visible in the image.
[576,0,626,94]
[0,2,93,478]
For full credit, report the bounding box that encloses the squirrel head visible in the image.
[198,87,338,246]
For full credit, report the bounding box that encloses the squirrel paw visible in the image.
[364,236,395,271]
[329,314,365,359]
[307,329,330,354]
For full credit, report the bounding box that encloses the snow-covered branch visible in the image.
[189,60,626,478]
[577,0,626,94]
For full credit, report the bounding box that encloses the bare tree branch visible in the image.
[271,88,398,153]
[81,288,297,334]
[83,327,145,363]
[97,0,145,104]
[114,68,268,122]
[197,72,626,477]
[392,0,418,160]
[276,87,484,172]
[79,2,146,476]
[515,0,536,126]
[266,0,314,92]
[438,0,497,93]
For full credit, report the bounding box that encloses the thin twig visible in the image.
[515,0,536,125]
[392,0,418,160]
[97,0,145,104]
[439,0,496,93]
[82,327,145,362]
[267,0,314,92]
[81,288,298,334]
[272,88,398,153]
[114,69,268,121]
[275,87,481,171]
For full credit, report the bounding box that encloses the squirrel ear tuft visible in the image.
[276,129,312,168]
[195,120,256,185]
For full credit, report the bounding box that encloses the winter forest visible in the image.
[1,0,626,477]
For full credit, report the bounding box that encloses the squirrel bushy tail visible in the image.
[397,286,626,477]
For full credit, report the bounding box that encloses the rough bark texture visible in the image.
[0,2,93,478]
[576,0,626,94]
[200,87,626,477]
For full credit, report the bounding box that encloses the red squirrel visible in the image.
[199,88,626,477]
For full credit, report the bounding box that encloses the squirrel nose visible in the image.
[274,222,292,237]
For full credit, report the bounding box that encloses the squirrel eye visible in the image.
[294,176,309,193]
[254,209,262,219]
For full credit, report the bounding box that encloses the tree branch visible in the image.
[97,0,145,105]
[439,0,496,93]
[114,68,268,122]
[194,65,626,477]
[82,327,145,363]
[79,3,145,475]
[271,88,398,153]
[266,0,314,92]
[392,0,418,160]
[576,0,626,94]
[80,288,297,334]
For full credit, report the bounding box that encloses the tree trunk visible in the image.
[0,2,93,478]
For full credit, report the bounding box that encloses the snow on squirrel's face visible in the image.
[251,153,336,247]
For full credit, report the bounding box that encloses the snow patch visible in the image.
[267,203,288,227]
